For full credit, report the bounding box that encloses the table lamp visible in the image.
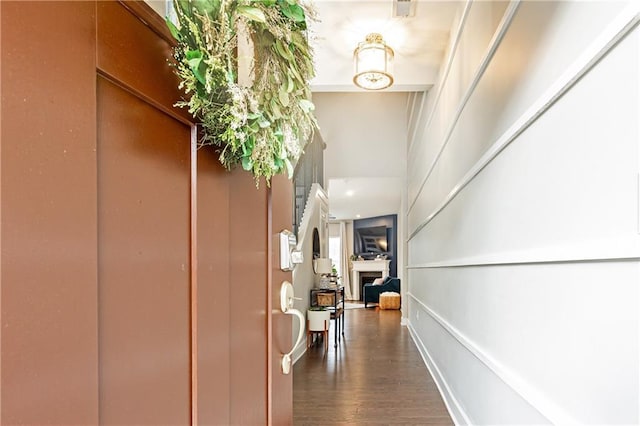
[313,258,332,289]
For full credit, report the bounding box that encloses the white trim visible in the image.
[409,4,640,240]
[407,236,640,269]
[407,0,473,156]
[296,183,328,251]
[637,173,640,235]
[408,293,578,425]
[292,345,307,366]
[407,321,471,425]
[406,92,424,160]
[408,1,520,211]
[406,92,425,152]
[310,83,431,93]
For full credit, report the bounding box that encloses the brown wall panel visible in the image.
[269,174,294,425]
[96,1,191,123]
[196,148,231,424]
[97,76,191,425]
[229,171,268,425]
[1,2,99,424]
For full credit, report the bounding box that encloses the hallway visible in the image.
[293,307,453,425]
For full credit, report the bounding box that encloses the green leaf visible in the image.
[185,51,206,85]
[175,0,192,16]
[274,39,294,61]
[298,99,315,112]
[291,33,311,57]
[237,6,267,23]
[286,75,294,93]
[278,1,306,24]
[187,56,203,69]
[278,86,290,107]
[185,50,203,61]
[165,18,181,41]
[193,0,221,16]
[242,156,253,171]
[246,135,255,149]
[258,117,271,128]
[288,65,303,85]
[284,158,294,178]
[270,98,283,119]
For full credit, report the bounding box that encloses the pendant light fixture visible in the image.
[353,33,394,90]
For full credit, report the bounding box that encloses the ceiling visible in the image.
[327,177,403,220]
[309,1,461,220]
[309,0,461,92]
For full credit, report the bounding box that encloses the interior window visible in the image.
[328,236,341,279]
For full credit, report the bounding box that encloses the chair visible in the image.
[363,277,401,308]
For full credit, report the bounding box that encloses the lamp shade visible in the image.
[313,258,332,274]
[353,33,394,90]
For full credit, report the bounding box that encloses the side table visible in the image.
[309,287,345,348]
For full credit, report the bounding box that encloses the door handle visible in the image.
[280,281,305,375]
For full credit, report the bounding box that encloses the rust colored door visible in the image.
[1,1,294,425]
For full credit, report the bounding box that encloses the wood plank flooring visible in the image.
[293,306,453,425]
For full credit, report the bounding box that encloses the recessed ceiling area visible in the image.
[328,177,403,220]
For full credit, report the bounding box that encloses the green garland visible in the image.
[166,0,317,184]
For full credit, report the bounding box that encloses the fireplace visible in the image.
[351,260,390,300]
[359,271,382,301]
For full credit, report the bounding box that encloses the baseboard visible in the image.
[407,322,471,425]
[408,293,577,424]
[292,344,307,365]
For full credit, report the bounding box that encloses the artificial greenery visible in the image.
[166,0,317,185]
[308,306,326,311]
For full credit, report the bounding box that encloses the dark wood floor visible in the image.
[293,305,453,425]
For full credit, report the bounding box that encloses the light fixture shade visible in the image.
[313,258,332,275]
[353,33,394,90]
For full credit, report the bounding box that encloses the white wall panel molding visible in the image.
[408,1,521,212]
[406,92,424,144]
[407,321,470,425]
[637,173,640,235]
[407,236,640,269]
[408,4,640,240]
[407,0,473,157]
[408,292,577,425]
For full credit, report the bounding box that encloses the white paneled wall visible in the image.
[406,0,640,424]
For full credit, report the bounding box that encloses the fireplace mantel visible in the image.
[351,260,390,300]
